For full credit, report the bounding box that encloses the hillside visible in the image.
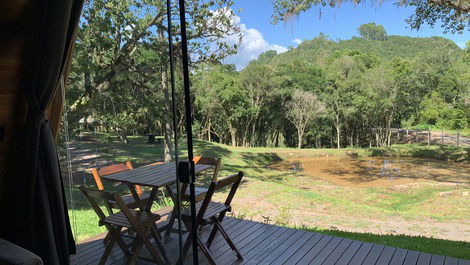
[254,34,463,67]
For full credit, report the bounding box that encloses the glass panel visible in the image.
[58,1,187,263]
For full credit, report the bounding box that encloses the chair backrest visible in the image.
[194,156,221,182]
[91,161,143,194]
[197,172,243,221]
[79,186,115,225]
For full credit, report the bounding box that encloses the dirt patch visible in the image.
[270,156,470,188]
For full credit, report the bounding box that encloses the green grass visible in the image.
[439,129,470,138]
[370,143,469,162]
[293,226,470,259]
[64,133,469,258]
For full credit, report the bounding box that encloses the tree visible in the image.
[271,0,469,33]
[358,23,387,41]
[68,0,241,161]
[286,89,325,148]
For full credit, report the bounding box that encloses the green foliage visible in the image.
[191,30,468,149]
[68,0,241,142]
[358,22,387,40]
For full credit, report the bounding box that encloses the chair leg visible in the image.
[151,225,170,264]
[99,232,117,265]
[214,220,243,260]
[206,213,226,247]
[164,207,177,241]
[127,238,144,265]
[139,227,166,265]
[108,225,130,256]
[197,237,218,265]
[179,221,193,264]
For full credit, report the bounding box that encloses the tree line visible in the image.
[191,35,469,149]
[66,0,470,155]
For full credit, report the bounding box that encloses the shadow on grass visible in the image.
[293,226,470,260]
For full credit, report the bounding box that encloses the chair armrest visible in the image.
[0,239,43,265]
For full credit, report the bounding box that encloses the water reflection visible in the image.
[270,156,470,187]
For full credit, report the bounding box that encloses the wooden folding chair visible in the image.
[180,172,244,265]
[165,157,221,239]
[79,186,169,265]
[90,161,149,209]
[180,156,221,202]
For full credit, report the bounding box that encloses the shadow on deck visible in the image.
[71,216,469,265]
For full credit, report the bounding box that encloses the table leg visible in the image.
[145,187,159,212]
[164,185,181,240]
[126,183,144,211]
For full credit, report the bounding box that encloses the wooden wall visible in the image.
[0,0,31,179]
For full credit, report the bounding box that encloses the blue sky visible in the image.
[224,0,469,69]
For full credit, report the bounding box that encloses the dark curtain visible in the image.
[1,0,83,264]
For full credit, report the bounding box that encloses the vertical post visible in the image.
[427,129,430,146]
[441,128,444,144]
[177,0,199,264]
[165,0,183,262]
[457,131,460,147]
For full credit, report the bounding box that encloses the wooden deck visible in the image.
[71,216,469,265]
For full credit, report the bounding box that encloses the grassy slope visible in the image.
[66,134,469,258]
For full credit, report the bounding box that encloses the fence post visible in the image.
[415,130,419,143]
[428,129,430,146]
[457,131,460,147]
[441,129,444,144]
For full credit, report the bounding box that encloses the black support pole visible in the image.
[166,0,183,263]
[177,0,199,264]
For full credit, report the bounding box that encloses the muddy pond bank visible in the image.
[270,156,470,188]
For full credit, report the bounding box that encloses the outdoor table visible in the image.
[101,162,213,228]
[145,134,157,144]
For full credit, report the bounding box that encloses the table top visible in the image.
[101,162,213,188]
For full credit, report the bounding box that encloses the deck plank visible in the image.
[232,227,291,264]
[321,238,353,265]
[309,236,343,265]
[459,260,470,265]
[68,217,469,265]
[348,242,374,265]
[418,253,433,265]
[279,233,324,264]
[389,249,408,265]
[403,251,421,265]
[362,244,384,265]
[334,240,363,265]
[217,222,282,264]
[430,255,446,265]
[295,235,334,264]
[444,257,459,265]
[244,227,300,264]
[376,246,396,265]
[256,230,307,264]
[270,231,316,265]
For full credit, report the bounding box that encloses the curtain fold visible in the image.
[1,0,83,264]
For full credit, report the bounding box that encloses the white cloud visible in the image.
[293,38,302,45]
[222,14,287,70]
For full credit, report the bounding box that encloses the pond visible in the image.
[270,156,470,187]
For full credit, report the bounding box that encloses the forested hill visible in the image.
[255,35,463,66]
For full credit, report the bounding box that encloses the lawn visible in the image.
[62,133,470,259]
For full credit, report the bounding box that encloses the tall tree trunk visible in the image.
[228,122,237,147]
[207,117,211,142]
[161,67,173,162]
[297,130,303,149]
[335,114,341,149]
